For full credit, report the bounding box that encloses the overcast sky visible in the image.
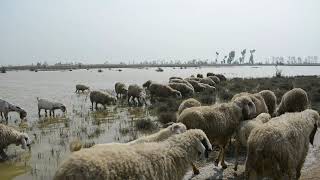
[0,0,319,65]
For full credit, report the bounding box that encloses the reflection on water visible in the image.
[0,66,319,180]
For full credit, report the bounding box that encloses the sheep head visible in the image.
[17,133,31,149]
[191,130,212,159]
[169,123,187,134]
[173,90,182,99]
[234,96,256,120]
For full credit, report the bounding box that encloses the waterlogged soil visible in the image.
[0,69,319,180]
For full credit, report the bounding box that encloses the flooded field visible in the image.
[0,66,320,180]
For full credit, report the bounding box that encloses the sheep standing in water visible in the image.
[0,124,31,160]
[0,99,27,124]
[127,84,146,106]
[75,84,90,93]
[89,91,116,110]
[114,82,128,99]
[37,98,66,117]
[148,83,182,99]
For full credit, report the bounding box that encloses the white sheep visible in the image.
[233,113,271,171]
[54,129,212,180]
[168,82,195,97]
[232,92,268,116]
[245,109,320,179]
[0,124,31,160]
[177,98,201,116]
[0,99,27,124]
[177,96,256,169]
[37,98,66,117]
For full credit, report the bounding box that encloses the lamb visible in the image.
[75,84,90,93]
[199,77,216,87]
[54,129,212,180]
[127,84,146,106]
[169,79,194,91]
[168,83,194,97]
[114,82,128,98]
[89,91,116,110]
[0,99,27,124]
[37,98,66,117]
[177,96,256,169]
[177,98,201,116]
[148,83,182,99]
[276,88,309,116]
[245,109,320,179]
[258,90,277,116]
[232,92,268,116]
[233,113,271,171]
[207,75,220,84]
[0,124,31,160]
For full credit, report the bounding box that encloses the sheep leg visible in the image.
[191,162,200,175]
[234,139,240,171]
[0,112,3,119]
[4,112,8,124]
[53,110,55,117]
[220,145,228,169]
[95,103,98,110]
[91,101,94,111]
[49,110,52,117]
[45,110,48,117]
[38,108,41,117]
[0,149,8,160]
[214,146,222,166]
[127,96,131,106]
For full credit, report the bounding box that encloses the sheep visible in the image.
[177,96,256,169]
[207,75,220,84]
[169,76,183,80]
[54,129,212,180]
[169,79,194,91]
[186,80,215,93]
[245,109,320,179]
[185,77,201,82]
[207,72,214,77]
[37,98,66,117]
[177,98,201,116]
[168,83,194,97]
[232,92,268,116]
[114,82,128,98]
[89,91,116,110]
[199,77,216,87]
[148,83,182,99]
[0,99,27,124]
[75,84,90,93]
[0,124,31,160]
[258,90,277,116]
[127,84,146,106]
[206,73,227,81]
[276,88,309,116]
[233,113,271,171]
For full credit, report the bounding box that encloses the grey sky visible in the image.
[0,0,319,65]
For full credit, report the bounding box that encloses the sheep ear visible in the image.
[309,124,317,146]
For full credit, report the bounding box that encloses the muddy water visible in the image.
[0,66,319,180]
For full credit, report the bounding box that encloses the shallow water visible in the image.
[0,66,319,180]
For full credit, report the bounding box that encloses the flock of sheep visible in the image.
[0,72,319,180]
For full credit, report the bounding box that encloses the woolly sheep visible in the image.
[206,73,227,81]
[199,77,216,87]
[232,92,268,116]
[197,74,203,78]
[127,84,146,106]
[276,88,309,116]
[0,99,27,124]
[168,83,194,97]
[75,84,90,93]
[207,75,220,84]
[54,129,212,180]
[89,91,116,110]
[185,77,201,82]
[177,98,201,116]
[0,124,31,160]
[178,96,256,169]
[149,83,182,99]
[37,98,66,117]
[258,90,277,116]
[234,113,271,171]
[114,82,128,98]
[245,109,320,179]
[169,79,194,91]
